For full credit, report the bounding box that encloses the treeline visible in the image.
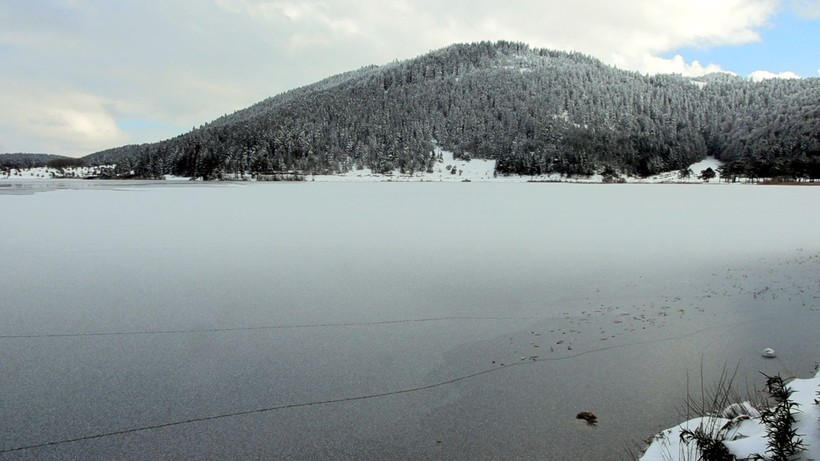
[719,156,820,182]
[0,153,81,170]
[82,41,820,180]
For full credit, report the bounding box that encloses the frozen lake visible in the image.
[0,181,818,460]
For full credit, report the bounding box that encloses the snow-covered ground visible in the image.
[681,157,723,183]
[1,166,106,179]
[313,147,497,182]
[0,152,792,184]
[308,149,725,184]
[641,367,819,460]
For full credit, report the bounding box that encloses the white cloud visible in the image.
[633,54,730,77]
[0,81,131,156]
[748,70,803,81]
[216,0,779,75]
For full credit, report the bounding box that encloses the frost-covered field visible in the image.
[0,182,817,460]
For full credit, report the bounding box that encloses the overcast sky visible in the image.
[1,0,819,157]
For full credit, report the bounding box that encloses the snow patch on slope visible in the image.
[686,157,723,182]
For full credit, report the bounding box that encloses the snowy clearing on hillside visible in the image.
[685,157,723,182]
[314,147,496,182]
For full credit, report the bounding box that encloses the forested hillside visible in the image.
[83,41,820,180]
[0,153,76,169]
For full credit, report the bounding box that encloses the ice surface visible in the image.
[0,181,817,460]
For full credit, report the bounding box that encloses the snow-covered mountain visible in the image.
[81,41,819,181]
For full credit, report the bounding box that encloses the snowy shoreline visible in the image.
[640,367,819,461]
[4,151,816,185]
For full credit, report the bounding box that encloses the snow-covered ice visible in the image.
[0,181,817,460]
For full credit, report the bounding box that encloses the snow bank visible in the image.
[641,367,820,461]
[162,174,194,181]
